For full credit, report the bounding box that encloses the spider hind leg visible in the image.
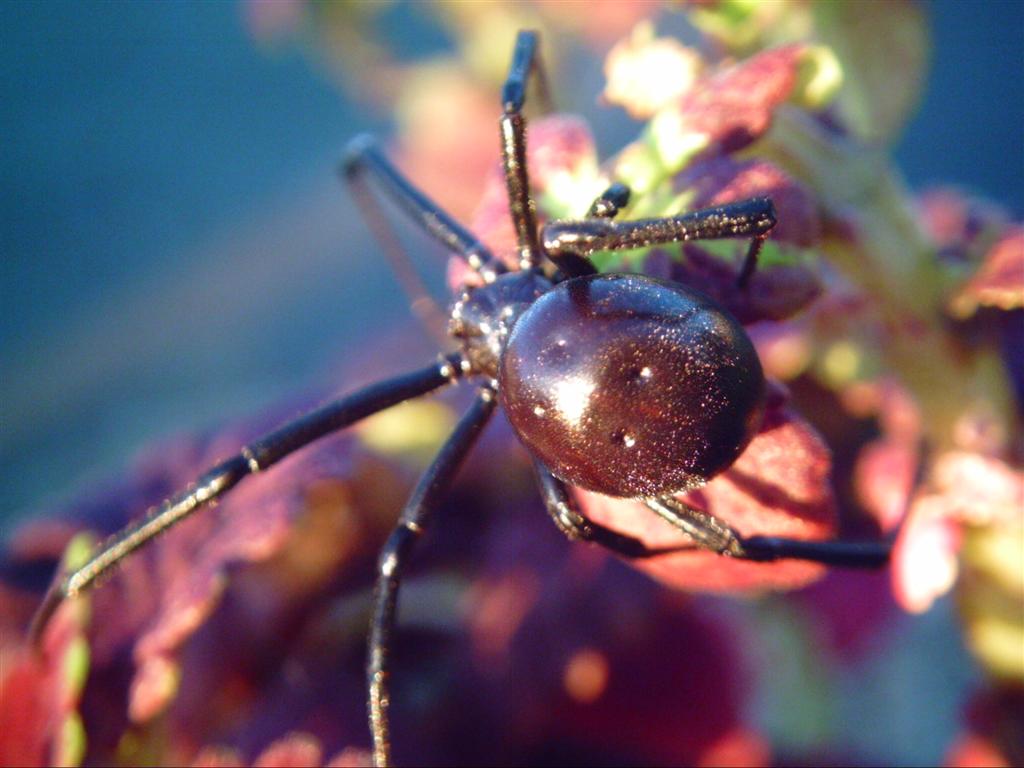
[646,495,892,568]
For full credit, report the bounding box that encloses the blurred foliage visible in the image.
[2,2,1021,766]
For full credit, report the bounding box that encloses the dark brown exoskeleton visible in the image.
[30,31,890,768]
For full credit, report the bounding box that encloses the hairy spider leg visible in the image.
[28,354,467,649]
[500,29,548,270]
[341,135,506,284]
[368,387,497,768]
[646,495,892,568]
[542,196,777,283]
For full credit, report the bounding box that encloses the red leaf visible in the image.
[669,45,808,154]
[252,732,323,768]
[915,187,1009,259]
[191,745,244,767]
[855,438,919,533]
[325,746,373,767]
[654,242,822,324]
[931,451,1024,527]
[950,227,1024,317]
[890,450,1022,614]
[0,599,87,767]
[891,496,962,614]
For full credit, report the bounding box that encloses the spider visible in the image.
[31,30,891,768]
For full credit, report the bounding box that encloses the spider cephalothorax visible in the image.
[31,30,890,768]
[449,269,553,378]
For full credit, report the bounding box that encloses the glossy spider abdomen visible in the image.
[500,273,765,498]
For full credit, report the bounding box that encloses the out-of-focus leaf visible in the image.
[532,0,657,48]
[394,61,499,219]
[54,712,87,768]
[601,21,704,119]
[932,452,1024,528]
[628,44,839,190]
[190,744,244,767]
[128,653,181,723]
[689,0,927,143]
[687,0,781,52]
[252,732,323,768]
[916,187,1009,264]
[325,746,373,767]
[794,568,898,662]
[810,1,928,143]
[949,228,1024,318]
[945,732,1012,768]
[892,451,1023,618]
[123,431,366,722]
[0,536,93,768]
[959,520,1024,682]
[854,438,919,533]
[659,241,822,324]
[892,496,961,614]
[944,686,1023,768]
[355,400,456,464]
[846,377,922,533]
[468,562,761,765]
[747,319,814,381]
[745,598,835,751]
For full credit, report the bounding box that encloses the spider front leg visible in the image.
[368,387,497,768]
[341,135,505,283]
[542,197,777,285]
[29,354,467,647]
[646,495,892,568]
[500,29,550,269]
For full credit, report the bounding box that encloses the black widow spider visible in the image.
[30,30,891,768]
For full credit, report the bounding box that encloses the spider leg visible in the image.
[736,534,891,567]
[542,197,777,279]
[533,459,679,558]
[343,145,451,344]
[502,29,552,116]
[645,495,891,568]
[368,387,497,768]
[586,182,631,220]
[341,135,505,283]
[736,231,769,289]
[28,354,468,648]
[501,29,547,269]
[546,184,636,280]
